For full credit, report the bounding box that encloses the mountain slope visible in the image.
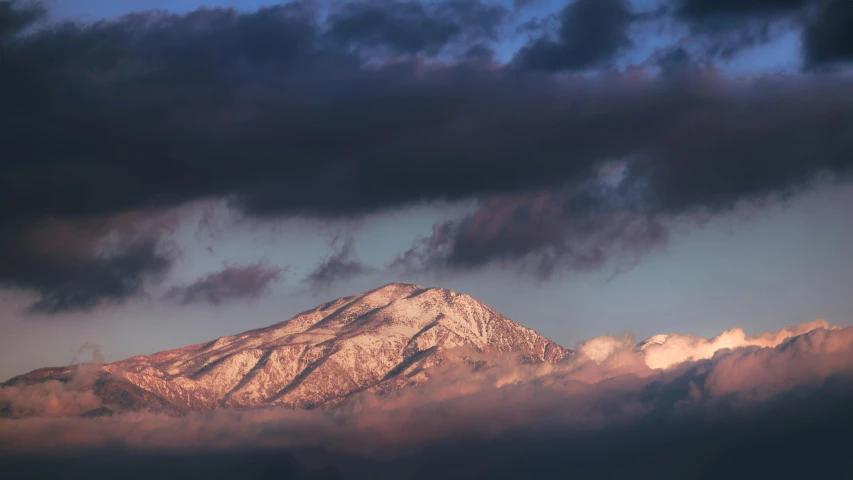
[3,283,572,415]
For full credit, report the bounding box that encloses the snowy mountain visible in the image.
[2,283,572,416]
[635,334,669,351]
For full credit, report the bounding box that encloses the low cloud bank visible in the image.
[633,318,838,369]
[1,321,852,478]
[0,344,106,418]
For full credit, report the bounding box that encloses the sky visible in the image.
[1,0,853,381]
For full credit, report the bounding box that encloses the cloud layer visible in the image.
[2,320,852,478]
[514,0,633,71]
[2,0,853,309]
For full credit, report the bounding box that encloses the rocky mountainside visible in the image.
[3,283,572,416]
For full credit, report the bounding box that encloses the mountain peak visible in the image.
[4,284,572,416]
[372,281,424,291]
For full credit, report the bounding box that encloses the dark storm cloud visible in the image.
[25,239,173,314]
[392,188,670,279]
[165,262,286,306]
[6,1,851,224]
[802,0,853,69]
[670,0,809,60]
[0,213,177,314]
[2,0,853,291]
[514,0,634,71]
[654,46,707,76]
[626,78,853,212]
[394,73,853,276]
[3,0,852,219]
[327,0,509,56]
[675,0,809,20]
[303,236,375,292]
[0,0,44,39]
[1,1,590,224]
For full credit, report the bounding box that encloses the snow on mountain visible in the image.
[636,334,669,351]
[3,283,572,416]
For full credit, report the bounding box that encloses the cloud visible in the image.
[71,342,106,366]
[1,322,852,477]
[514,0,634,71]
[165,262,286,306]
[2,1,853,292]
[3,1,850,223]
[0,211,178,314]
[802,0,853,69]
[302,236,375,292]
[675,0,809,21]
[0,375,102,418]
[667,0,809,60]
[703,326,853,401]
[391,189,670,279]
[1,343,105,417]
[393,70,853,277]
[638,319,838,369]
[653,45,711,76]
[0,0,46,39]
[327,0,510,57]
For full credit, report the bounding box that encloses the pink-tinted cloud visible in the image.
[0,347,105,418]
[639,319,838,369]
[1,320,850,462]
[703,326,853,401]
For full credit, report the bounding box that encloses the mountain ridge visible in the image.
[2,283,573,417]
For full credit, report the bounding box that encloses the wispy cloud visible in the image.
[302,236,375,292]
[165,262,286,306]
